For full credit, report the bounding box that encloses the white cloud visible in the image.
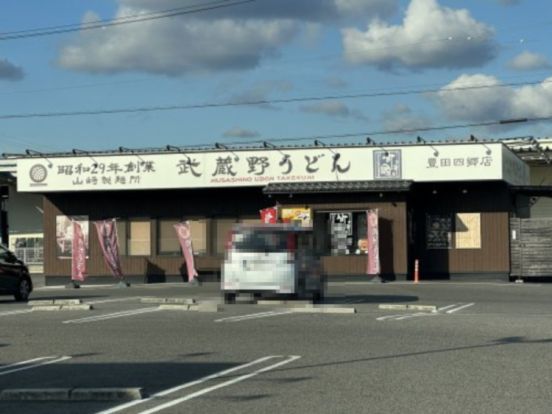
[508,51,551,71]
[342,0,496,70]
[381,103,431,132]
[433,74,552,123]
[59,17,299,75]
[223,127,260,138]
[0,58,24,81]
[59,0,398,75]
[300,100,367,120]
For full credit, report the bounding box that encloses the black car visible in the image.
[0,244,33,301]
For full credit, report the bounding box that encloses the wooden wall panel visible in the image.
[438,212,509,273]
[410,182,511,276]
[511,218,552,277]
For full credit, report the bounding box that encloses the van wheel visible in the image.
[224,293,236,304]
[293,279,306,300]
[14,278,31,302]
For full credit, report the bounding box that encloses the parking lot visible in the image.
[1,280,552,414]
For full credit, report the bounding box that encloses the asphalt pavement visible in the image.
[1,280,552,413]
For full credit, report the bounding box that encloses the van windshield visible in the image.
[232,230,290,253]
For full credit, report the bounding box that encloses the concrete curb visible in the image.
[0,388,143,401]
[141,297,196,304]
[60,304,93,311]
[378,304,437,312]
[158,303,219,312]
[70,388,143,401]
[30,305,62,311]
[191,303,219,312]
[29,299,82,306]
[32,304,93,311]
[0,389,70,401]
[289,306,356,314]
[407,304,437,312]
[256,300,312,306]
[378,304,407,311]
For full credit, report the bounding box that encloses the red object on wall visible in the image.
[260,207,278,224]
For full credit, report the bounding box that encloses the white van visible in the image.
[221,224,325,303]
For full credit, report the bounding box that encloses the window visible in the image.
[232,230,289,252]
[158,220,180,255]
[157,219,207,256]
[189,220,207,255]
[11,236,44,264]
[215,219,237,254]
[0,244,11,261]
[116,220,127,255]
[128,219,151,256]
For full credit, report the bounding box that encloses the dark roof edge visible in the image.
[263,180,413,194]
[510,185,552,195]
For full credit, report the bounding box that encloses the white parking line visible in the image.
[376,314,406,321]
[377,312,435,321]
[0,356,72,376]
[446,303,475,314]
[97,355,299,414]
[395,312,437,321]
[378,302,476,321]
[138,355,301,414]
[0,309,34,317]
[437,303,462,312]
[63,307,159,324]
[214,310,295,323]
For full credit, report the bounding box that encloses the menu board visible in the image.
[426,214,452,249]
[330,212,353,255]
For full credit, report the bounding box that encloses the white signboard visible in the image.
[16,143,528,192]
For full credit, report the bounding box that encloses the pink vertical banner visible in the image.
[174,221,198,282]
[71,221,87,282]
[366,209,380,275]
[94,220,123,279]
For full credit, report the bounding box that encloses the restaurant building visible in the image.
[13,139,529,285]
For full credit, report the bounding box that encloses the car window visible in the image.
[0,245,10,261]
[232,231,289,253]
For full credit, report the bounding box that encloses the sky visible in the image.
[0,0,551,154]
